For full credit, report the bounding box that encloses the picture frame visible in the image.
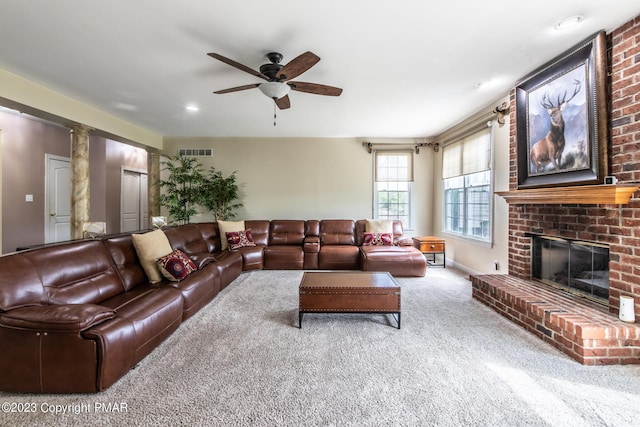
[515,31,608,189]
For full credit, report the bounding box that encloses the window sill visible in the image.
[442,232,493,248]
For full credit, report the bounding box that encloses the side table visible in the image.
[412,236,446,268]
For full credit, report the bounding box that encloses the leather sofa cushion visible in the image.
[0,252,45,311]
[320,220,355,245]
[187,253,217,270]
[245,220,270,246]
[0,304,116,332]
[269,220,305,245]
[193,223,222,253]
[102,234,149,291]
[264,245,304,270]
[318,245,360,270]
[23,240,126,306]
[164,224,209,254]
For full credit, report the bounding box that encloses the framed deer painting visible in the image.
[515,32,608,189]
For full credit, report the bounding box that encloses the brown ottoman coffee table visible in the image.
[298,271,401,329]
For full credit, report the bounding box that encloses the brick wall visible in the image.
[507,15,640,319]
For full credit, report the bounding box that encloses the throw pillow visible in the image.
[226,229,256,250]
[157,249,197,281]
[217,220,245,251]
[363,232,393,246]
[365,219,394,234]
[132,229,173,284]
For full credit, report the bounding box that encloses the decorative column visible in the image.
[148,150,161,222]
[69,124,92,240]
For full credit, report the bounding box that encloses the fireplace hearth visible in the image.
[531,235,609,304]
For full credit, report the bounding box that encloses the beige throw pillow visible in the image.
[217,220,245,251]
[365,219,394,234]
[132,229,173,284]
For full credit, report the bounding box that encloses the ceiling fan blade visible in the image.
[289,81,343,96]
[207,53,269,80]
[275,95,291,110]
[277,51,320,81]
[214,83,261,94]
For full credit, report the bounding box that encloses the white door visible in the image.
[45,155,71,243]
[121,169,148,232]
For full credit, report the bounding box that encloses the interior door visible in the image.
[45,155,71,243]
[121,169,148,232]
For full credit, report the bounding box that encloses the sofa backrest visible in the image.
[102,234,149,291]
[164,224,209,253]
[245,220,270,246]
[194,223,222,253]
[320,220,355,245]
[22,240,125,305]
[305,220,320,237]
[269,220,305,245]
[0,252,48,311]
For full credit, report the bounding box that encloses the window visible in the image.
[442,128,492,242]
[374,151,413,228]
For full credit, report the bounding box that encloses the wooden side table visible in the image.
[412,236,446,268]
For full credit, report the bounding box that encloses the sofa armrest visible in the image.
[395,237,413,246]
[187,252,217,269]
[0,304,116,332]
[303,236,320,253]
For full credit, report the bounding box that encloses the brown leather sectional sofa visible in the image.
[0,219,425,393]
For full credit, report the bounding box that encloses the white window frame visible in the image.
[442,126,494,245]
[373,150,413,229]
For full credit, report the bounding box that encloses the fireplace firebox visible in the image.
[531,235,609,304]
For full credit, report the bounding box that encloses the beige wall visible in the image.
[162,137,434,237]
[0,110,148,253]
[431,95,510,275]
[0,68,162,150]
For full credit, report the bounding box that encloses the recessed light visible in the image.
[555,15,583,31]
[114,102,139,112]
[186,105,199,112]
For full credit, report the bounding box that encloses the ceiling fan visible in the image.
[207,51,343,110]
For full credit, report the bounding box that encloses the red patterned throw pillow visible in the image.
[363,232,393,246]
[157,249,197,281]
[226,229,256,250]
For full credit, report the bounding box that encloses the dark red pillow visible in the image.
[157,249,197,281]
[226,229,256,250]
[363,232,393,246]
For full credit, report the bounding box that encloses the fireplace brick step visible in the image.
[470,274,640,365]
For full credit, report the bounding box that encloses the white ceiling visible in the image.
[1,1,639,139]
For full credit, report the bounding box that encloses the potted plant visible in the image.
[201,167,243,221]
[158,154,205,224]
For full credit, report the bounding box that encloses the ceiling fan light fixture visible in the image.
[259,81,290,100]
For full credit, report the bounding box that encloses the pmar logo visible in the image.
[94,402,128,413]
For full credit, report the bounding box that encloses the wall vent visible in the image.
[178,148,213,157]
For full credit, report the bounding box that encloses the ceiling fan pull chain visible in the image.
[273,100,277,126]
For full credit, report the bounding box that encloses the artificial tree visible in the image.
[158,154,205,224]
[158,154,243,224]
[201,167,243,221]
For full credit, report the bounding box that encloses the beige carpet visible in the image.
[2,268,640,426]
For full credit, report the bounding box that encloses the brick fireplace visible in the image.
[471,15,640,365]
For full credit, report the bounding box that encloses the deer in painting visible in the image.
[530,79,581,173]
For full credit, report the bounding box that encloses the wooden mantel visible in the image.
[496,184,639,205]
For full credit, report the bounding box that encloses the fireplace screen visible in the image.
[531,236,609,302]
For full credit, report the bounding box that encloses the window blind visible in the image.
[375,151,414,182]
[442,129,490,179]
